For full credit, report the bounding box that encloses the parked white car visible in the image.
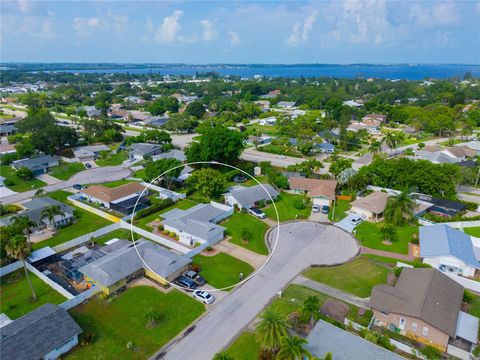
[193,290,215,304]
[350,216,364,226]
[249,207,267,219]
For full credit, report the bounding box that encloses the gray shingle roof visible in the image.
[369,268,463,337]
[11,155,58,171]
[226,184,279,208]
[306,319,403,360]
[162,203,227,240]
[79,239,190,287]
[420,224,479,267]
[152,149,186,162]
[127,143,161,155]
[0,303,82,360]
[0,197,74,227]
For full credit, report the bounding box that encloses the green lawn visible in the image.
[66,286,204,360]
[50,162,85,180]
[223,213,269,255]
[329,199,351,222]
[32,198,113,250]
[99,179,135,188]
[463,227,480,238]
[467,293,480,318]
[192,253,254,290]
[0,269,67,320]
[0,165,47,192]
[133,168,146,179]
[225,332,261,360]
[355,221,418,254]
[95,151,128,167]
[93,229,140,244]
[47,190,72,202]
[302,257,391,298]
[135,199,197,230]
[264,192,311,222]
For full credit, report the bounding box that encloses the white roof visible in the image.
[456,311,479,344]
[28,247,56,263]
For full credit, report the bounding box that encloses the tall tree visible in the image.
[276,336,312,360]
[10,216,37,245]
[144,158,183,189]
[255,309,290,353]
[40,205,64,230]
[384,191,415,226]
[5,234,37,300]
[186,168,227,197]
[301,295,320,328]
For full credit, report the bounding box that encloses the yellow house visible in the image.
[79,239,190,294]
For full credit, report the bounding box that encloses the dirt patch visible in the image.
[382,240,392,246]
[320,298,349,323]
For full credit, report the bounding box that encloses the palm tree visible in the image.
[144,309,162,328]
[380,225,398,243]
[34,188,46,197]
[276,336,312,360]
[213,352,235,360]
[301,296,320,328]
[382,131,405,152]
[384,191,415,226]
[40,205,64,231]
[256,309,290,353]
[368,141,382,154]
[10,216,37,245]
[5,234,37,300]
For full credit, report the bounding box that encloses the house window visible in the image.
[411,322,417,332]
[398,318,406,330]
[422,326,429,336]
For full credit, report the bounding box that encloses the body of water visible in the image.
[51,64,480,80]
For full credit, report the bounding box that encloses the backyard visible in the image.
[302,257,391,298]
[264,192,311,222]
[50,162,85,180]
[192,253,254,290]
[135,199,197,230]
[66,286,204,360]
[32,199,113,250]
[0,269,67,319]
[93,228,141,244]
[223,212,269,255]
[463,227,480,238]
[355,221,418,254]
[0,165,47,192]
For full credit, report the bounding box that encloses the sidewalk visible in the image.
[292,275,370,309]
[214,238,267,269]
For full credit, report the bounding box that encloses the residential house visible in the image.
[362,113,387,123]
[288,177,337,206]
[80,182,149,214]
[414,146,476,164]
[343,100,363,107]
[413,194,465,217]
[351,191,388,221]
[79,106,101,118]
[128,143,162,160]
[277,101,296,109]
[261,90,281,99]
[0,303,82,360]
[11,155,59,176]
[224,184,279,210]
[73,144,110,162]
[420,224,479,277]
[151,149,186,162]
[352,152,374,171]
[0,196,74,230]
[459,141,480,154]
[306,319,403,360]
[253,100,271,111]
[79,239,191,294]
[370,268,479,354]
[162,202,233,246]
[248,135,272,146]
[258,116,277,126]
[316,142,335,154]
[0,124,16,136]
[171,93,198,104]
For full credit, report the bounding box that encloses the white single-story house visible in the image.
[162,202,233,246]
[288,177,337,206]
[11,155,59,176]
[0,303,82,360]
[224,184,279,210]
[420,224,480,277]
[351,191,388,221]
[258,116,277,126]
[128,143,162,160]
[73,144,111,162]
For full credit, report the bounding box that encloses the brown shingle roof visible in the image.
[82,182,146,203]
[369,268,463,337]
[351,191,388,214]
[288,177,337,200]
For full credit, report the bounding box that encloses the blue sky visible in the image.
[1,0,479,64]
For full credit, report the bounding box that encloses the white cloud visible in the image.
[287,10,318,45]
[72,17,99,36]
[200,19,217,41]
[146,16,154,32]
[228,30,240,46]
[432,2,460,26]
[155,10,183,43]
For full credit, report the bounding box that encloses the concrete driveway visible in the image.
[334,213,363,233]
[159,221,359,360]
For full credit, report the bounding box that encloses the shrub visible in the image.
[472,346,480,358]
[463,289,474,304]
[419,345,441,360]
[80,333,95,346]
[134,198,174,219]
[418,142,425,148]
[206,246,213,251]
[293,198,305,210]
[241,228,252,241]
[157,224,164,231]
[393,267,403,277]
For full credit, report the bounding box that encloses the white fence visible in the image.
[418,218,480,228]
[447,344,471,360]
[444,272,480,293]
[59,286,101,310]
[52,222,121,253]
[389,339,426,360]
[25,262,75,299]
[0,260,22,277]
[140,182,186,202]
[119,220,190,254]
